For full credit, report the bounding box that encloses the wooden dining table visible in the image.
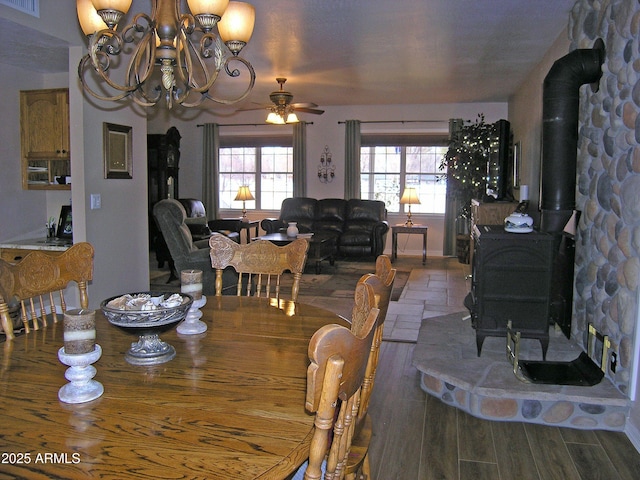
[0,296,348,479]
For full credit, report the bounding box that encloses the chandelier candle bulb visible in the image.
[63,309,96,355]
[181,269,203,301]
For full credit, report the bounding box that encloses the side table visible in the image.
[222,218,259,243]
[391,224,428,265]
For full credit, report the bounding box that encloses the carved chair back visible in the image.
[0,243,94,340]
[344,255,396,479]
[303,281,379,480]
[209,233,309,302]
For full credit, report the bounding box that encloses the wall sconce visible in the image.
[318,145,335,183]
[234,185,254,219]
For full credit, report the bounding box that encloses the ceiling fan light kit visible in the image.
[263,77,324,124]
[76,0,257,109]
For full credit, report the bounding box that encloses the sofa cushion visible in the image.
[314,198,346,234]
[280,197,317,232]
[345,199,386,222]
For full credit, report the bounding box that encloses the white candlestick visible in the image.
[520,185,529,201]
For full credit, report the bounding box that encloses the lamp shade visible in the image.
[399,187,421,205]
[77,0,108,36]
[91,0,132,14]
[266,112,285,124]
[286,112,299,123]
[234,185,255,201]
[187,0,230,16]
[217,1,255,44]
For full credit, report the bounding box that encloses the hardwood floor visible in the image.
[367,341,640,480]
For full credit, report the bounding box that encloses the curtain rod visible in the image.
[197,122,314,127]
[337,120,447,124]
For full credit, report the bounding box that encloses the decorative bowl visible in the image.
[100,292,193,365]
[101,292,192,329]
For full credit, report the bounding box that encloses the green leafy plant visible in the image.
[440,113,493,219]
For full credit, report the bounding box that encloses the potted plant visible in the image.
[440,114,493,262]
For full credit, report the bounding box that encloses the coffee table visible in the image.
[256,232,336,274]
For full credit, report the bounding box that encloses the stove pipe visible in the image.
[540,39,605,233]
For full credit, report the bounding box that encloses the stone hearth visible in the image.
[412,312,630,431]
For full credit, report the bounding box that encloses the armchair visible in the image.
[154,198,241,279]
[152,199,237,296]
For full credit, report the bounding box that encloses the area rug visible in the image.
[150,259,411,303]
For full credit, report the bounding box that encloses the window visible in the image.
[360,135,449,214]
[219,137,293,210]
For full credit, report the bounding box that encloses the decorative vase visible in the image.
[287,222,299,237]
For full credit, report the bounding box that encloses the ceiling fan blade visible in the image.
[292,102,319,109]
[295,107,325,115]
[236,104,271,112]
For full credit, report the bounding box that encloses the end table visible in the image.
[391,224,428,265]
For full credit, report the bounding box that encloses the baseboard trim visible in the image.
[625,419,640,454]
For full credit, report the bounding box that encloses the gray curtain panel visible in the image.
[293,121,307,197]
[202,123,220,219]
[344,119,361,199]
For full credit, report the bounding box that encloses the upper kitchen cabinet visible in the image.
[20,88,71,190]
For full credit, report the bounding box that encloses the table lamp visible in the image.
[399,187,421,227]
[234,185,254,219]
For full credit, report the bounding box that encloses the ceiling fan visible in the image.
[245,77,324,124]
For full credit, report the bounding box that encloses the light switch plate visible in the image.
[90,194,101,210]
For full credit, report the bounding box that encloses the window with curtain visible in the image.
[219,136,293,210]
[360,134,449,214]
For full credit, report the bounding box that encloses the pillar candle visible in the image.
[63,309,96,354]
[520,185,529,201]
[181,269,203,301]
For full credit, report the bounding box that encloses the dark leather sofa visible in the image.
[261,197,389,257]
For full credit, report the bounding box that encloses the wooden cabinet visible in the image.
[470,199,519,228]
[20,88,71,190]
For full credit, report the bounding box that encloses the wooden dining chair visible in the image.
[0,242,94,340]
[300,281,379,480]
[209,233,309,301]
[346,254,396,480]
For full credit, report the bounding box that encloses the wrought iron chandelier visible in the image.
[76,0,256,109]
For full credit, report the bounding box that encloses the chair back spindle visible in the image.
[209,233,309,302]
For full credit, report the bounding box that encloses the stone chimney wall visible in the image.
[570,0,640,396]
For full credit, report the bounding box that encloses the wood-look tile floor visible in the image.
[368,341,640,480]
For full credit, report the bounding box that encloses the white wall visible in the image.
[69,48,150,308]
[509,29,571,224]
[148,102,508,257]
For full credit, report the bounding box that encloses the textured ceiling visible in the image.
[0,0,576,109]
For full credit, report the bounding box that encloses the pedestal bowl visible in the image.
[101,292,193,365]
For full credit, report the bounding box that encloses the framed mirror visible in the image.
[103,123,133,179]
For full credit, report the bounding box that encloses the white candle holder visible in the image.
[58,344,104,404]
[177,296,208,334]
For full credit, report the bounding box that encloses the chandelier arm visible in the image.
[78,55,136,102]
[203,56,256,105]
[126,30,164,104]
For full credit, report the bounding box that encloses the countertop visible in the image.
[0,237,73,252]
